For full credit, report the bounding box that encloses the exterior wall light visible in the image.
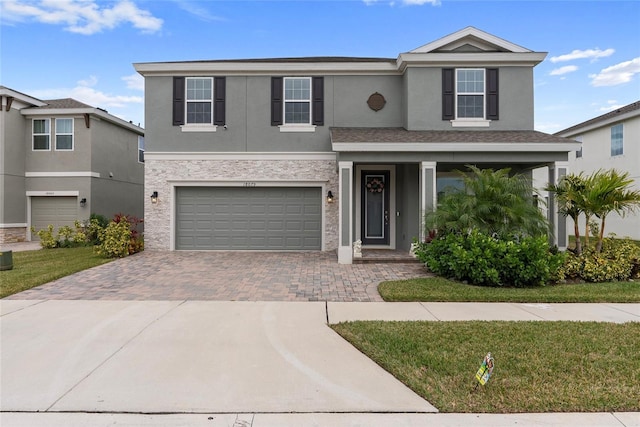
[151,191,159,204]
[80,198,87,207]
[327,191,334,203]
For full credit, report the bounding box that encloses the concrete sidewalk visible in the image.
[1,300,639,426]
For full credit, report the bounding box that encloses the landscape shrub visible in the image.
[31,225,57,249]
[415,230,564,287]
[557,238,640,282]
[95,214,144,258]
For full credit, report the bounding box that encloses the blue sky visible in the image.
[1,0,639,132]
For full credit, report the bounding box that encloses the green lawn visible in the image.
[378,276,640,303]
[332,320,640,413]
[0,246,112,298]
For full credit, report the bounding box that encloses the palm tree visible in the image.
[584,169,640,252]
[545,173,587,254]
[426,165,549,238]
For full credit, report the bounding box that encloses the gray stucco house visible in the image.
[134,27,578,264]
[0,86,144,244]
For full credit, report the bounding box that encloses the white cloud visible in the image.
[550,48,615,63]
[122,73,145,91]
[0,0,163,35]
[173,0,224,22]
[550,65,578,76]
[590,57,640,87]
[29,76,143,109]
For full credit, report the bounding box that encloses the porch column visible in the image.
[420,161,437,241]
[338,161,354,264]
[548,161,569,251]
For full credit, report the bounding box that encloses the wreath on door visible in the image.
[367,177,385,193]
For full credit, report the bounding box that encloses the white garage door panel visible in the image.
[176,187,322,250]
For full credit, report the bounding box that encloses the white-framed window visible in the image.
[138,136,145,163]
[186,77,213,124]
[611,124,623,156]
[456,69,485,119]
[575,136,583,159]
[33,118,50,150]
[284,77,311,125]
[55,118,73,150]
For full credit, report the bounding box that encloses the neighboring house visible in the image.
[0,86,145,244]
[134,26,578,264]
[549,101,640,240]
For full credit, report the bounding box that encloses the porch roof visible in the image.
[330,127,578,152]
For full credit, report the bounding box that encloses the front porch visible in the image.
[331,127,581,264]
[356,249,421,264]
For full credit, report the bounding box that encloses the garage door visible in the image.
[176,187,322,250]
[31,196,78,238]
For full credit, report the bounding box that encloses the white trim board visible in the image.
[25,172,101,178]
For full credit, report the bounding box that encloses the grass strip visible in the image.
[1,247,112,298]
[331,321,640,413]
[378,277,640,303]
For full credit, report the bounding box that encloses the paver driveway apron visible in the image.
[6,251,430,301]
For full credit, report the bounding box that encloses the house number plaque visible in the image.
[243,182,256,187]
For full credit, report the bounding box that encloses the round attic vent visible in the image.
[367,92,386,112]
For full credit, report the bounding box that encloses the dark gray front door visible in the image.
[361,170,390,245]
[176,186,321,250]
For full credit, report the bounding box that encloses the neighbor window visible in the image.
[456,69,485,118]
[138,136,145,163]
[611,124,623,156]
[575,136,583,158]
[284,77,311,124]
[186,77,213,124]
[55,118,73,150]
[33,119,50,150]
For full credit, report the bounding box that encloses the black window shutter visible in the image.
[442,68,455,120]
[271,77,283,126]
[486,68,499,120]
[213,77,226,126]
[173,77,185,126]
[312,76,324,126]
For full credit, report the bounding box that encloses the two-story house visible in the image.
[554,101,640,240]
[134,27,578,264]
[0,86,145,244]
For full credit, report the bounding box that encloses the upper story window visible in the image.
[138,136,145,163]
[33,119,50,150]
[271,76,324,132]
[442,68,498,126]
[611,124,623,156]
[172,77,225,131]
[55,118,74,150]
[284,77,311,124]
[456,69,485,118]
[186,77,213,124]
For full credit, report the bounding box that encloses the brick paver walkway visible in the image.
[8,251,430,302]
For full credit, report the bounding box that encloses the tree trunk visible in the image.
[572,216,582,255]
[596,216,607,253]
[584,214,591,249]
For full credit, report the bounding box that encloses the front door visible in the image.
[361,170,390,245]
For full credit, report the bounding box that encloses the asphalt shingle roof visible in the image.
[555,101,640,136]
[330,127,573,144]
[33,98,94,109]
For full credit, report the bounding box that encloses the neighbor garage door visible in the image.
[31,196,78,238]
[176,187,322,250]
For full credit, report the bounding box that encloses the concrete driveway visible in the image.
[6,250,430,301]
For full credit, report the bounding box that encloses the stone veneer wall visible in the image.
[0,227,27,244]
[145,159,339,251]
